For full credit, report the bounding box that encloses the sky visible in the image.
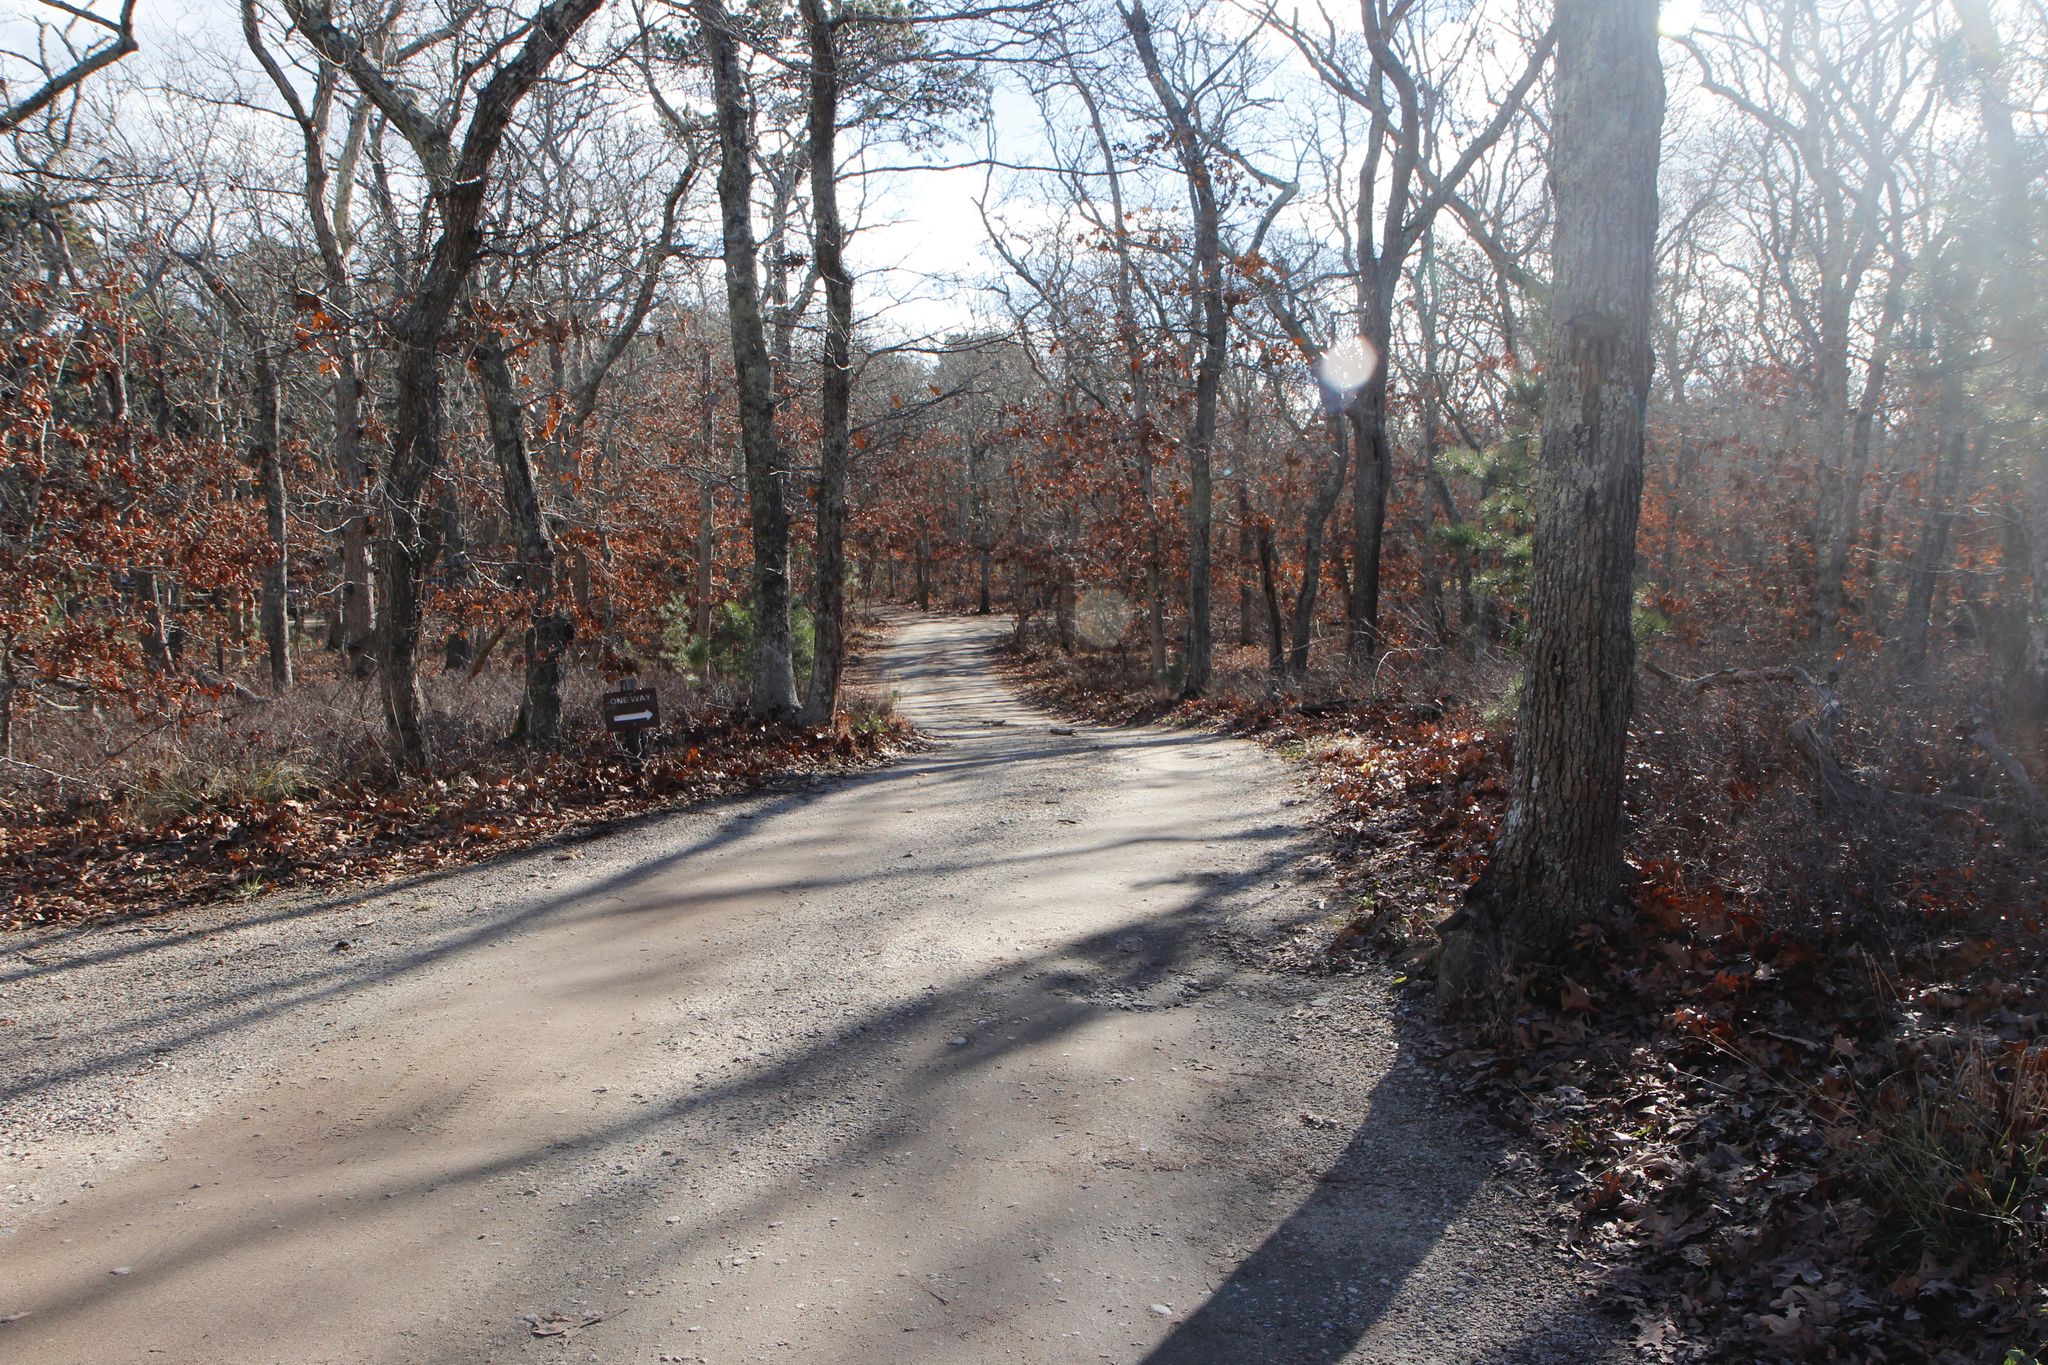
[0,0,1004,338]
[1,0,1773,348]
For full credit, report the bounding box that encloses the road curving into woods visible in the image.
[2,614,1626,1363]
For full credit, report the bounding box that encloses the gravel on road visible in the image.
[0,613,1630,1363]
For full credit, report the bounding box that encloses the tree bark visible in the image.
[335,352,375,671]
[694,346,718,650]
[1256,520,1285,676]
[251,344,292,693]
[698,0,800,720]
[801,0,850,725]
[474,335,569,744]
[1440,0,1663,1003]
[1346,283,1394,665]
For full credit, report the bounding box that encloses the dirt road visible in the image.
[2,615,1623,1363]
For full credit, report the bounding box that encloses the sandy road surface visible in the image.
[1,614,1625,1363]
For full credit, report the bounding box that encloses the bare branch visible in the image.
[0,0,138,134]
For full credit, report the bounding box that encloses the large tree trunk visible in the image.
[475,336,570,744]
[372,341,439,770]
[801,0,850,726]
[1440,0,1663,1003]
[373,548,429,764]
[699,0,799,720]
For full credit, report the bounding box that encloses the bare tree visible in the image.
[1270,0,1553,666]
[241,0,380,668]
[174,253,294,693]
[801,0,852,723]
[1679,0,1933,660]
[285,0,609,769]
[694,0,802,720]
[1120,0,1225,696]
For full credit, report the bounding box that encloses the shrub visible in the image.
[840,685,898,737]
[660,598,814,689]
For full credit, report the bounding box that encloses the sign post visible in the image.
[602,686,660,760]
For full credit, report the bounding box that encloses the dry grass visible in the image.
[1859,1039,2048,1270]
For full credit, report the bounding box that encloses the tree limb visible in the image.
[0,0,138,134]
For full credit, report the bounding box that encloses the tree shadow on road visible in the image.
[5,613,1631,1360]
[1138,1065,1629,1363]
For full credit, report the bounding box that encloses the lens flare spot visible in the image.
[1075,588,1132,650]
[1659,0,1702,36]
[1315,336,1380,408]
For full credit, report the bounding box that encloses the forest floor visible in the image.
[0,613,1628,1364]
[0,670,906,934]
